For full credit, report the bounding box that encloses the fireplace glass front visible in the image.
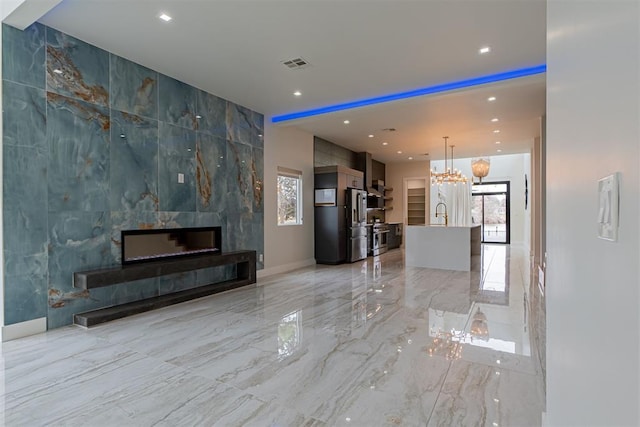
[121,227,221,265]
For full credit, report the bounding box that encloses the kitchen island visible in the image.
[405,224,481,271]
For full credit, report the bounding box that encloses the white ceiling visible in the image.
[36,0,546,164]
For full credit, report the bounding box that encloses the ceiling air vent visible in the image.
[282,57,310,70]
[382,128,396,132]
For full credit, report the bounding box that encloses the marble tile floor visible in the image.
[0,245,544,426]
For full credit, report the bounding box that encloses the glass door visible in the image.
[471,182,510,244]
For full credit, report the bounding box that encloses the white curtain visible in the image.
[437,181,472,226]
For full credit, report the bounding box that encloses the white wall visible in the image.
[430,153,529,245]
[261,123,315,277]
[547,1,639,425]
[523,151,532,252]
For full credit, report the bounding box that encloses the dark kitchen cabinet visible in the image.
[314,166,365,264]
[387,223,403,250]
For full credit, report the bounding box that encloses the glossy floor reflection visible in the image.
[0,245,544,426]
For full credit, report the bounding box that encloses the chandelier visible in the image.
[471,157,491,183]
[430,136,468,186]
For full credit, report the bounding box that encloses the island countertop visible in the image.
[405,224,481,271]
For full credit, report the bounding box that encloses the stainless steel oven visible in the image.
[371,223,389,256]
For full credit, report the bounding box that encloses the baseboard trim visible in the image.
[2,317,47,342]
[257,258,315,279]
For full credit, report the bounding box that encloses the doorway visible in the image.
[472,181,510,244]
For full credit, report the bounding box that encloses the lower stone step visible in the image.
[74,278,254,327]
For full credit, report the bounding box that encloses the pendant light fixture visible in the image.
[471,157,491,183]
[430,136,468,186]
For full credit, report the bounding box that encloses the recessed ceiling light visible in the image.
[53,69,63,74]
[497,149,502,152]
[487,96,496,102]
[343,120,350,124]
[159,13,172,22]
[495,141,501,144]
[382,142,388,146]
[491,118,499,122]
[408,157,413,160]
[397,150,402,154]
[493,129,500,133]
[479,46,491,54]
[293,91,302,96]
[195,115,202,119]
[368,134,374,138]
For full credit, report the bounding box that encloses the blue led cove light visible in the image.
[272,64,546,123]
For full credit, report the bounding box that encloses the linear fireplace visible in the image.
[121,227,222,265]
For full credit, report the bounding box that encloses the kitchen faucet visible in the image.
[435,202,448,226]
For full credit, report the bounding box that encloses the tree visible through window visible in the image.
[277,167,302,225]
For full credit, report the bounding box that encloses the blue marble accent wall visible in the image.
[2,23,264,328]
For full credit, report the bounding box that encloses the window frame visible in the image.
[277,166,303,226]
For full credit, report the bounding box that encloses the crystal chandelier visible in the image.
[471,157,491,183]
[430,136,468,186]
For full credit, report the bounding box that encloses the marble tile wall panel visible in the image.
[196,133,227,213]
[4,266,48,324]
[46,28,109,107]
[251,111,264,148]
[3,81,46,148]
[3,82,48,325]
[159,74,197,129]
[158,123,196,212]
[47,93,110,212]
[251,147,264,213]
[2,23,263,329]
[226,140,254,215]
[110,111,159,211]
[3,145,48,298]
[110,55,158,120]
[226,102,253,146]
[196,89,226,138]
[2,23,45,89]
[157,211,198,229]
[47,211,113,329]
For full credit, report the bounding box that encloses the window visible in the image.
[277,166,303,225]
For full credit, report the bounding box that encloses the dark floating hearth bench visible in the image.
[73,250,256,327]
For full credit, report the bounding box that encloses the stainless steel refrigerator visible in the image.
[346,188,368,262]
